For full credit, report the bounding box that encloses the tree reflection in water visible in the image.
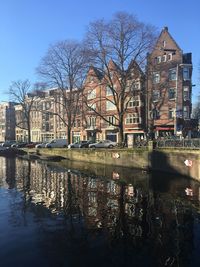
[0,156,200,267]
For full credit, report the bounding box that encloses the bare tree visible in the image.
[9,80,35,143]
[83,12,157,143]
[37,40,89,143]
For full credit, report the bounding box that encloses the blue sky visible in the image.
[0,0,199,103]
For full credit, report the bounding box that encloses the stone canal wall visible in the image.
[32,146,200,181]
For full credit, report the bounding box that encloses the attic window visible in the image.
[162,54,167,62]
[168,53,173,61]
[163,40,166,47]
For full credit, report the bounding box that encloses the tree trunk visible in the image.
[27,119,31,143]
[67,127,71,144]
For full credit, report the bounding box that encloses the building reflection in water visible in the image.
[0,156,200,267]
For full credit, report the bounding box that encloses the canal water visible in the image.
[0,156,200,267]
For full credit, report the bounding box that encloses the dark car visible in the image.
[79,140,93,148]
[11,142,27,148]
[26,142,38,148]
[2,140,16,147]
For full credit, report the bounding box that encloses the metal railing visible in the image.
[155,138,200,149]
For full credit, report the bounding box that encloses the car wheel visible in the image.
[108,145,114,148]
[90,145,95,148]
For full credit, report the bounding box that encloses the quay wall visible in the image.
[33,146,200,181]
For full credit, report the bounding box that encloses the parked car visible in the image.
[45,139,67,148]
[68,140,93,149]
[26,142,38,148]
[88,140,117,148]
[35,142,48,148]
[1,140,16,147]
[11,142,27,148]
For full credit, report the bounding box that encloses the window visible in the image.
[88,117,96,127]
[87,89,96,100]
[152,90,160,102]
[163,40,166,47]
[183,86,189,100]
[168,88,176,100]
[106,101,116,111]
[157,56,162,63]
[169,68,177,81]
[46,102,51,109]
[168,53,172,61]
[162,54,167,62]
[125,113,140,124]
[106,86,113,96]
[88,102,96,111]
[152,109,159,120]
[153,72,160,84]
[127,96,140,107]
[183,67,190,80]
[132,82,140,90]
[183,106,189,119]
[106,116,116,126]
[169,108,175,119]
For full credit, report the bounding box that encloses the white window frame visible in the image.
[183,106,189,119]
[106,101,116,111]
[88,117,96,127]
[183,86,189,101]
[127,96,140,107]
[88,102,96,111]
[106,86,113,96]
[106,116,116,126]
[168,88,176,100]
[152,90,160,102]
[183,67,190,81]
[162,54,167,62]
[168,108,175,119]
[153,72,160,84]
[157,56,162,63]
[169,68,177,81]
[125,113,140,124]
[168,53,173,61]
[87,89,96,100]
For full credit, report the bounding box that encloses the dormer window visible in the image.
[162,54,167,62]
[163,40,166,47]
[168,53,173,61]
[157,56,162,63]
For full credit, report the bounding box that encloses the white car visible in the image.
[35,142,48,148]
[88,140,117,148]
[45,139,68,148]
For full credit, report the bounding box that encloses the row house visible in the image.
[0,27,194,143]
[15,89,67,142]
[30,89,67,142]
[0,102,15,142]
[79,60,145,144]
[147,26,193,138]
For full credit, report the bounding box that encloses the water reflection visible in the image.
[0,156,200,267]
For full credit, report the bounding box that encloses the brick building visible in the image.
[1,27,194,144]
[0,102,16,142]
[147,27,193,138]
[81,60,145,144]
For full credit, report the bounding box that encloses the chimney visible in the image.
[163,26,168,31]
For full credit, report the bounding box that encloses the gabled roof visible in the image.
[107,59,120,72]
[151,26,182,54]
[127,60,144,77]
[87,66,103,81]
